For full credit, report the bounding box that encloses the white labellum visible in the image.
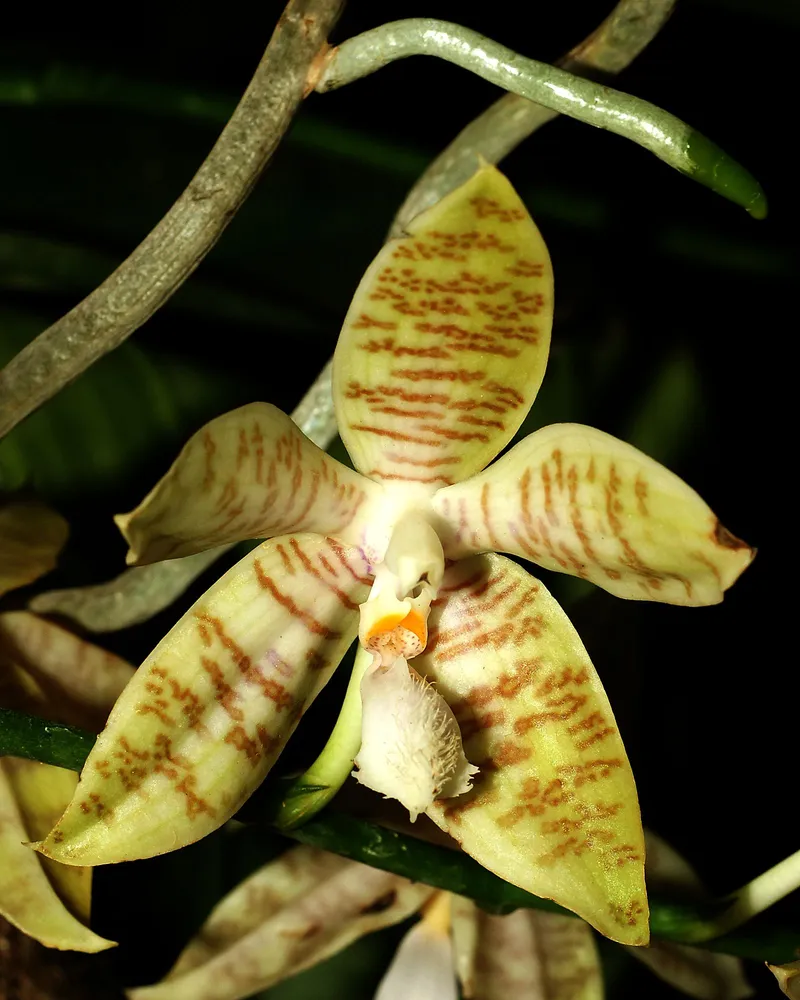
[353,656,478,821]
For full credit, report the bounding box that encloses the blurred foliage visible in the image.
[0,0,794,997]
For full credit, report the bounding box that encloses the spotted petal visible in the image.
[128,846,433,1000]
[37,534,370,865]
[116,403,380,565]
[433,423,753,605]
[0,761,114,952]
[417,554,648,945]
[334,165,553,486]
[452,896,602,999]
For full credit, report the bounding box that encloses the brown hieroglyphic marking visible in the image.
[426,563,639,873]
[368,470,452,485]
[609,898,647,929]
[73,539,367,824]
[196,612,296,716]
[253,561,341,639]
[183,415,369,549]
[453,450,699,597]
[78,793,109,818]
[288,537,359,611]
[344,199,549,483]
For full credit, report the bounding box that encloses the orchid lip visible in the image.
[358,510,444,664]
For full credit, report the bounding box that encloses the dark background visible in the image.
[0,0,792,996]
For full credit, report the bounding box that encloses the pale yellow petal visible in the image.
[334,165,553,485]
[450,895,480,998]
[0,501,68,597]
[433,423,753,605]
[0,761,114,952]
[115,403,381,565]
[374,899,458,1000]
[2,757,91,924]
[127,848,433,1000]
[460,904,602,999]
[631,942,752,999]
[769,961,800,999]
[37,534,370,865]
[167,846,348,979]
[0,612,134,731]
[418,555,648,945]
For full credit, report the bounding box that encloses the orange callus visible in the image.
[367,608,427,649]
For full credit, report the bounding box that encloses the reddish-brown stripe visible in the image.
[350,424,444,447]
[392,368,484,384]
[386,451,462,467]
[289,537,360,610]
[253,561,341,638]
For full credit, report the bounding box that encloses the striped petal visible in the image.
[0,761,114,952]
[128,846,433,1000]
[116,403,380,565]
[334,165,553,486]
[36,534,370,866]
[0,501,68,597]
[0,612,135,732]
[433,423,753,605]
[453,898,602,999]
[417,555,648,945]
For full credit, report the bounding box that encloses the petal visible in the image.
[627,831,752,999]
[0,501,68,597]
[643,830,705,896]
[128,847,433,1000]
[0,612,135,731]
[629,942,753,1000]
[0,761,114,952]
[417,555,649,945]
[115,403,381,564]
[459,902,602,1000]
[432,423,753,605]
[375,895,458,1000]
[334,165,553,486]
[29,547,229,633]
[769,961,800,999]
[36,534,370,865]
[3,757,91,924]
[353,656,478,821]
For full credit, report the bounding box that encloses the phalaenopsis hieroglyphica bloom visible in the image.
[36,166,753,946]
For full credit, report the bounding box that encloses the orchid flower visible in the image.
[36,166,752,947]
[0,501,134,951]
[127,838,752,1000]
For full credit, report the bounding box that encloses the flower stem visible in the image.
[684,848,800,943]
[275,645,373,830]
[0,0,344,442]
[319,18,766,218]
